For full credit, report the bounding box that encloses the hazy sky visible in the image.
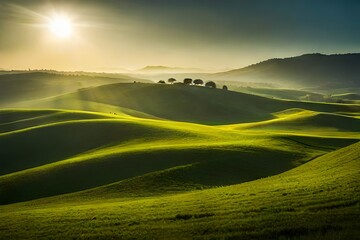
[0,0,359,71]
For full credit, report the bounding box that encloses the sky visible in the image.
[0,0,359,72]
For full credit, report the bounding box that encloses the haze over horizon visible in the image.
[1,0,360,72]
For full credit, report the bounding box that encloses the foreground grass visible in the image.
[0,141,359,239]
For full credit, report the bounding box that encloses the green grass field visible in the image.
[0,82,359,239]
[0,134,359,239]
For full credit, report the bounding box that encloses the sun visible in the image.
[48,15,72,38]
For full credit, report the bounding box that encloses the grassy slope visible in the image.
[223,109,360,137]
[18,93,163,120]
[331,93,360,100]
[2,107,359,205]
[0,109,116,133]
[0,140,358,240]
[1,108,341,205]
[18,83,360,124]
[230,86,324,100]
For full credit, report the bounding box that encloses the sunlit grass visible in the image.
[221,108,360,138]
[1,141,359,239]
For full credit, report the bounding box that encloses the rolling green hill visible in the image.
[2,106,359,205]
[2,108,345,205]
[231,86,325,101]
[0,137,358,239]
[18,83,360,124]
[331,93,360,100]
[224,109,360,136]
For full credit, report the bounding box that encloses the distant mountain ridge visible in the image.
[215,53,360,88]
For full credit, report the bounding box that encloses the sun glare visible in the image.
[48,15,72,38]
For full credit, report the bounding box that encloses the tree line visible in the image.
[158,78,228,90]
